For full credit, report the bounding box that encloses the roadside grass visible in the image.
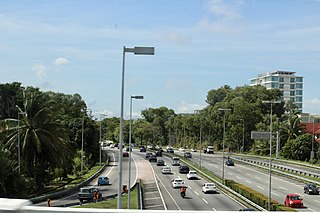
[65,164,103,188]
[75,187,139,209]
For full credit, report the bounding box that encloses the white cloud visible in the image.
[54,57,69,66]
[304,98,320,114]
[32,63,47,78]
[161,31,191,45]
[197,0,244,34]
[176,101,206,114]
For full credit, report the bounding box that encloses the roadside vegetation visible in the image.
[0,82,319,199]
[75,186,139,209]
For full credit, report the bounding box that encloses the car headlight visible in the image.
[290,201,293,204]
[309,189,312,191]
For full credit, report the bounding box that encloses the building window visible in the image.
[296,83,303,89]
[290,78,295,82]
[290,91,295,96]
[271,76,279,81]
[296,77,303,82]
[296,97,302,102]
[290,84,295,89]
[271,83,278,88]
[296,103,302,108]
[296,90,303,95]
[279,84,284,89]
[279,77,284,82]
[290,97,295,102]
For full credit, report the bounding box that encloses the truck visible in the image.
[206,146,214,154]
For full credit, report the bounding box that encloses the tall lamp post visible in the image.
[262,100,280,211]
[81,109,91,173]
[17,111,26,174]
[128,95,144,209]
[99,114,107,165]
[118,46,154,209]
[241,119,245,153]
[218,108,231,185]
[310,115,315,159]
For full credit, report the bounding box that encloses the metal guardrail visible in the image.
[232,156,320,186]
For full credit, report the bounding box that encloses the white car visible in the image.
[187,171,198,180]
[179,147,185,152]
[202,182,217,193]
[161,166,172,174]
[171,178,186,188]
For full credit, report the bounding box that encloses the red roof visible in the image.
[301,123,320,142]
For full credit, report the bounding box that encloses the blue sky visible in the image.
[1,0,320,118]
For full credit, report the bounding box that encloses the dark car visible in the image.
[78,187,102,202]
[304,183,319,195]
[156,159,165,166]
[184,152,192,158]
[149,155,157,162]
[179,165,190,174]
[145,152,153,159]
[226,159,234,166]
[97,176,109,186]
[140,147,146,152]
[167,148,174,153]
[155,151,162,157]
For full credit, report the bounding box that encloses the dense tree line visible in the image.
[0,82,319,198]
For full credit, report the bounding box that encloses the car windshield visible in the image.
[207,184,215,187]
[190,171,196,174]
[175,179,183,182]
[308,184,316,189]
[291,196,301,200]
[80,188,90,193]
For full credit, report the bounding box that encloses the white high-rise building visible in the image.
[250,71,303,112]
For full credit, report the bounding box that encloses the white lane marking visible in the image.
[279,186,287,191]
[188,185,192,190]
[212,207,216,211]
[236,176,242,180]
[247,173,251,176]
[154,172,178,210]
[228,172,233,176]
[150,162,167,210]
[257,186,264,190]
[308,207,316,212]
[272,192,279,197]
[245,180,252,184]
[255,176,261,180]
[202,198,208,204]
[195,191,199,195]
[314,199,320,204]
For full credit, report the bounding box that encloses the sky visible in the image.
[1,0,320,119]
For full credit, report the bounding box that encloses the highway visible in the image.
[133,151,245,211]
[175,150,320,212]
[34,148,137,207]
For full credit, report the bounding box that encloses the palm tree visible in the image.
[280,113,304,146]
[3,90,72,188]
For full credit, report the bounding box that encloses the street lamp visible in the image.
[241,119,245,153]
[17,111,26,174]
[262,100,280,211]
[310,115,315,159]
[99,114,107,165]
[118,46,154,209]
[128,95,144,209]
[81,109,91,173]
[218,108,231,185]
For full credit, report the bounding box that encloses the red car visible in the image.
[123,151,129,157]
[284,194,303,208]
